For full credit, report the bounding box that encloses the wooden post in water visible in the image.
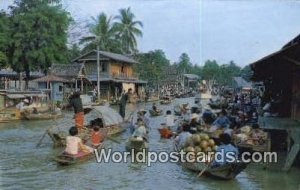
[283,128,300,172]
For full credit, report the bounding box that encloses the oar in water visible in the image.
[36,125,54,147]
[106,136,121,144]
[197,155,214,177]
[36,115,60,147]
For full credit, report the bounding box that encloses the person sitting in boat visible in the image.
[189,113,200,134]
[138,109,150,127]
[202,108,215,124]
[132,119,147,140]
[211,109,231,131]
[180,105,190,122]
[165,110,175,128]
[174,123,192,148]
[152,103,160,113]
[212,133,239,167]
[91,126,104,147]
[65,126,93,155]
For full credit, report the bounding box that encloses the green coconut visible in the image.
[184,136,193,147]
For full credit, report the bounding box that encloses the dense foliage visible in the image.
[80,8,143,55]
[0,2,252,89]
[2,0,71,88]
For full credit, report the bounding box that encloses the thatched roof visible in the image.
[73,50,139,64]
[50,63,84,78]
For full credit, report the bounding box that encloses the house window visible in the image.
[121,65,124,73]
[59,85,63,92]
[102,63,107,72]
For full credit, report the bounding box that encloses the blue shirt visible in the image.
[213,144,239,166]
[177,131,192,147]
[213,116,231,128]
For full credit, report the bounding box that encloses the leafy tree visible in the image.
[240,65,253,81]
[202,60,219,80]
[134,49,170,84]
[114,7,143,54]
[176,53,193,74]
[80,13,120,53]
[8,0,70,89]
[216,61,241,85]
[67,43,81,62]
[0,11,10,67]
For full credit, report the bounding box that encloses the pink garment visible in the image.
[65,136,82,155]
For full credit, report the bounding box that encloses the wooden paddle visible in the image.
[197,155,214,177]
[106,136,121,144]
[36,113,61,147]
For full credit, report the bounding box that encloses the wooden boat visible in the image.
[174,109,182,116]
[125,136,148,152]
[0,115,20,122]
[47,106,129,147]
[174,144,247,180]
[234,132,271,152]
[54,144,104,165]
[208,102,222,109]
[200,92,212,99]
[181,161,248,180]
[149,110,163,117]
[24,112,63,120]
[160,100,172,105]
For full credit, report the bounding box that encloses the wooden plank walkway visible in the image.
[259,117,300,172]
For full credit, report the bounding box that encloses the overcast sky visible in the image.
[1,0,300,66]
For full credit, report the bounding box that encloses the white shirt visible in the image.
[65,136,82,155]
[165,115,175,127]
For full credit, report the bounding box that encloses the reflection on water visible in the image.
[0,98,300,190]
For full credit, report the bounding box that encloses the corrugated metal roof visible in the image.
[183,74,200,80]
[33,75,69,82]
[7,94,25,99]
[0,70,44,78]
[233,77,252,88]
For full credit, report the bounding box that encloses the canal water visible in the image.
[0,98,300,190]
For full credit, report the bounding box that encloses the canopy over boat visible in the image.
[84,106,123,127]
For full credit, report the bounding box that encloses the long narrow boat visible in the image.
[174,144,248,180]
[181,161,248,180]
[125,136,148,152]
[160,100,172,105]
[149,110,163,117]
[54,144,104,165]
[47,106,129,147]
[24,112,63,120]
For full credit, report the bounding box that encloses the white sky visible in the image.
[1,0,300,66]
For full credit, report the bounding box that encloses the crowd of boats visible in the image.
[0,88,274,180]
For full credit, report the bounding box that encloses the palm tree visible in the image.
[114,7,143,54]
[80,13,120,53]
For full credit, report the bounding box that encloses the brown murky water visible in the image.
[0,98,300,190]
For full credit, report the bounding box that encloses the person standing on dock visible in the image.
[69,91,84,130]
[119,88,132,119]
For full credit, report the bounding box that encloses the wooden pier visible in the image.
[259,117,300,172]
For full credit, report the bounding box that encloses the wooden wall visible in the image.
[110,62,133,77]
[291,72,300,120]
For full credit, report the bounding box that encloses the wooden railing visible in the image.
[111,72,139,80]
